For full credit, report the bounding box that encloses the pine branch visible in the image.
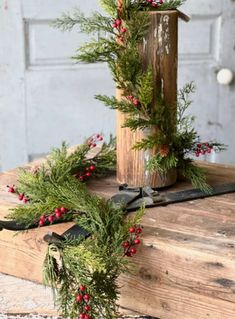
[179,160,213,194]
[95,94,139,115]
[123,117,152,131]
[137,68,154,111]
[133,134,162,151]
[114,45,142,86]
[146,153,178,173]
[40,176,145,319]
[99,0,117,16]
[52,10,114,35]
[73,38,119,64]
[124,11,150,43]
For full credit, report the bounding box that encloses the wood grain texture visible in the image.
[0,158,235,318]
[116,11,178,188]
[117,0,123,17]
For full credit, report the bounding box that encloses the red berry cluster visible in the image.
[195,143,213,157]
[127,95,140,107]
[39,207,68,226]
[122,225,143,257]
[112,19,127,43]
[7,185,29,203]
[76,285,92,319]
[76,164,96,182]
[146,0,164,7]
[87,134,103,148]
[112,19,126,34]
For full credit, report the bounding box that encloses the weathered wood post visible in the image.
[116,2,179,188]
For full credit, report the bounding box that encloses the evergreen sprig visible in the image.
[7,137,116,226]
[42,182,145,319]
[7,136,145,319]
[52,1,227,193]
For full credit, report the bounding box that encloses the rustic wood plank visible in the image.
[119,228,235,318]
[116,11,178,188]
[0,159,235,318]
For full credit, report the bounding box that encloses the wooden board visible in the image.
[116,11,178,188]
[0,160,235,318]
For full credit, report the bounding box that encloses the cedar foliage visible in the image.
[52,0,226,192]
[7,137,144,319]
[8,138,116,226]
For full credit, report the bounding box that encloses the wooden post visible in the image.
[116,10,178,188]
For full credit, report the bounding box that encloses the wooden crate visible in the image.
[0,160,235,319]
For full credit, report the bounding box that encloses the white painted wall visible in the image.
[0,0,235,171]
[0,0,115,171]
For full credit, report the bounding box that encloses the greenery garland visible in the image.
[7,136,144,319]
[5,1,228,318]
[53,0,226,192]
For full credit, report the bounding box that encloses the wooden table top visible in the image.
[0,160,235,319]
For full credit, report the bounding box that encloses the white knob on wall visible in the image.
[217,68,234,85]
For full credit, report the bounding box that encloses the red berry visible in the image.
[55,211,62,219]
[80,314,86,319]
[195,152,200,157]
[23,197,29,203]
[54,208,60,214]
[48,215,54,223]
[122,241,130,248]
[147,0,153,3]
[79,285,86,291]
[84,315,91,319]
[197,143,202,148]
[129,226,135,233]
[96,134,101,139]
[18,193,24,201]
[60,207,67,213]
[80,176,84,181]
[39,220,44,227]
[83,294,90,302]
[116,19,121,26]
[125,251,132,257]
[136,227,142,234]
[207,148,212,154]
[201,150,206,155]
[89,165,95,171]
[85,305,91,312]
[121,27,127,33]
[130,247,137,255]
[86,172,91,177]
[76,294,83,302]
[92,143,97,148]
[112,22,118,28]
[134,239,141,245]
[133,99,139,106]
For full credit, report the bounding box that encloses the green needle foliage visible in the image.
[7,136,145,319]
[41,177,145,319]
[52,0,226,192]
[7,137,116,226]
